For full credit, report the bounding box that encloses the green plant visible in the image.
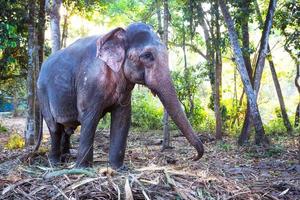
[217,141,233,152]
[0,123,8,133]
[245,144,284,158]
[131,88,163,130]
[265,118,288,136]
[5,133,25,149]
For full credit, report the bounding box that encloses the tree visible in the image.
[213,1,223,140]
[237,0,254,145]
[161,0,172,150]
[193,1,223,139]
[35,0,46,142]
[24,0,37,145]
[219,0,269,145]
[48,0,62,53]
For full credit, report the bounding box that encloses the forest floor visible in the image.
[0,116,299,200]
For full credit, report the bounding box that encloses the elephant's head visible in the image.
[96,23,204,160]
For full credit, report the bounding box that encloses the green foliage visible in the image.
[0,123,8,133]
[274,0,300,61]
[131,88,163,130]
[172,66,204,114]
[245,144,284,158]
[0,0,28,82]
[217,141,233,152]
[265,117,294,136]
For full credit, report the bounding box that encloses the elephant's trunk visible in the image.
[154,75,204,160]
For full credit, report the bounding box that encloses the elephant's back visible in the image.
[38,35,99,87]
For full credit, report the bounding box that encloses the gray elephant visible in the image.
[35,23,204,169]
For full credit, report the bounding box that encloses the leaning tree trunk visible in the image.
[219,0,269,146]
[250,0,276,144]
[25,0,36,145]
[254,0,292,133]
[49,0,62,53]
[161,0,171,150]
[269,53,293,133]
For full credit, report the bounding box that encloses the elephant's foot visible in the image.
[115,164,129,172]
[75,158,93,168]
[61,152,71,163]
[48,153,61,166]
[109,160,128,171]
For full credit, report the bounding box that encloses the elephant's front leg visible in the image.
[76,110,102,168]
[109,103,131,169]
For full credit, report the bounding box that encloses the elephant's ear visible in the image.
[96,28,126,72]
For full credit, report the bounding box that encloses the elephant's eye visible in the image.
[140,51,154,61]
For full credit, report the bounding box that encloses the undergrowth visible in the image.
[0,123,8,133]
[5,133,25,149]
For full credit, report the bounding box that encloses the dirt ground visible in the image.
[0,116,299,200]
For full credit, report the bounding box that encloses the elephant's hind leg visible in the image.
[60,127,75,162]
[47,122,64,165]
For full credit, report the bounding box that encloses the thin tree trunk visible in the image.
[269,54,293,133]
[295,62,300,127]
[219,0,269,146]
[196,3,219,138]
[25,0,36,145]
[254,0,290,132]
[182,20,194,117]
[214,1,222,140]
[161,0,171,150]
[254,0,293,134]
[155,0,163,39]
[50,0,62,53]
[61,11,68,48]
[12,91,19,117]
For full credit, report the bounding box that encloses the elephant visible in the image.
[35,22,204,169]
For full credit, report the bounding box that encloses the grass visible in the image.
[245,144,285,158]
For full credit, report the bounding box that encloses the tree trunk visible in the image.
[269,53,293,133]
[240,0,277,145]
[50,0,62,53]
[182,20,194,117]
[219,0,269,146]
[295,62,300,127]
[34,0,46,142]
[214,1,222,140]
[238,0,253,145]
[196,3,221,139]
[25,0,36,145]
[161,0,171,150]
[61,11,69,48]
[155,0,163,39]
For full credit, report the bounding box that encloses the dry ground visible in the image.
[0,116,299,200]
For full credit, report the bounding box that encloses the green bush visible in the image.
[265,118,287,135]
[131,88,163,130]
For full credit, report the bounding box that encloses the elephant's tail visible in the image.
[34,111,43,151]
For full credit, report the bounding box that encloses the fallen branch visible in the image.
[43,168,96,179]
